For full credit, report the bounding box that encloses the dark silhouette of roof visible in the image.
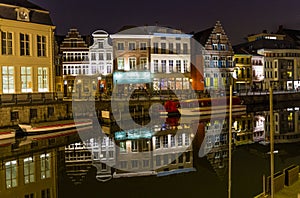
[0,0,53,25]
[193,27,214,46]
[233,39,297,54]
[277,26,300,48]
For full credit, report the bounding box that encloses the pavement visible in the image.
[256,175,300,198]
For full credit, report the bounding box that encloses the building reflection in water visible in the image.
[2,106,300,197]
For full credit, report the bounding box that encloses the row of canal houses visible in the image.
[57,23,300,98]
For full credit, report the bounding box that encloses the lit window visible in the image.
[40,153,51,179]
[5,160,17,188]
[21,67,32,92]
[129,57,136,70]
[2,66,14,93]
[24,157,35,184]
[117,58,124,70]
[38,67,48,92]
[140,57,148,70]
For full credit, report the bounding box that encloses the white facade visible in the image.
[89,30,113,75]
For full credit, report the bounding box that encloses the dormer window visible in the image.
[16,8,30,22]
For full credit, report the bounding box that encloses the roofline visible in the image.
[0,3,50,14]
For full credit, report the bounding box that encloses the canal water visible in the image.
[1,104,300,198]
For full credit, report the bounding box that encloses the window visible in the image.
[98,42,104,49]
[169,60,173,73]
[176,43,181,54]
[140,57,148,70]
[106,53,111,60]
[184,133,189,146]
[41,188,50,198]
[40,153,51,179]
[161,60,166,73]
[24,157,35,184]
[117,43,124,50]
[2,66,14,93]
[1,31,13,55]
[131,140,138,152]
[143,160,149,167]
[185,152,190,162]
[20,33,30,56]
[153,42,158,53]
[183,60,188,72]
[212,44,218,50]
[37,35,46,57]
[177,134,183,146]
[161,43,166,54]
[119,141,126,153]
[176,60,181,73]
[25,193,34,198]
[156,155,161,166]
[99,53,104,60]
[129,57,136,70]
[120,161,127,169]
[30,109,37,119]
[155,136,160,149]
[91,53,96,61]
[131,160,138,168]
[11,111,19,121]
[163,135,168,148]
[154,60,159,73]
[48,107,54,117]
[169,43,173,54]
[21,67,32,92]
[163,154,169,165]
[183,43,188,54]
[171,135,175,147]
[117,58,124,70]
[129,42,136,50]
[140,42,147,50]
[38,67,48,92]
[5,160,17,188]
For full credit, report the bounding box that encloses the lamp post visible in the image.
[269,85,274,198]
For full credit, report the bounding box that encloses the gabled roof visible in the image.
[0,0,53,26]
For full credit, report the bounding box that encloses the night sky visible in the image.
[30,0,300,44]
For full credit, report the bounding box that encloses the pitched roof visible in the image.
[0,0,53,26]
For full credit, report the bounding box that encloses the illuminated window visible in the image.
[129,57,136,70]
[1,31,13,55]
[20,33,30,56]
[183,60,188,72]
[24,157,35,184]
[21,67,32,92]
[117,58,124,70]
[131,140,138,152]
[2,66,15,93]
[38,67,48,92]
[40,153,51,179]
[119,141,126,153]
[5,160,17,188]
[37,35,46,57]
[140,57,147,70]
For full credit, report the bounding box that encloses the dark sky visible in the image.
[30,0,300,44]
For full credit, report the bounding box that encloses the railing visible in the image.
[0,92,63,105]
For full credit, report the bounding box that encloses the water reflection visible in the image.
[1,106,300,197]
